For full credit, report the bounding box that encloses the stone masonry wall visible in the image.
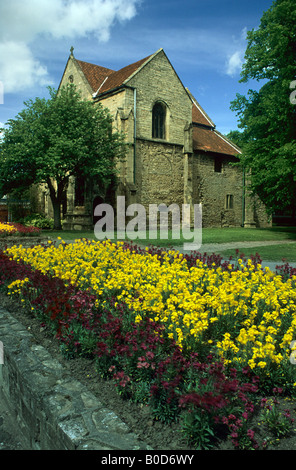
[193,152,244,228]
[59,57,93,101]
[0,307,150,450]
[136,139,184,210]
[100,87,135,185]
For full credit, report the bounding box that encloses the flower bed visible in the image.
[1,238,296,449]
[0,222,41,237]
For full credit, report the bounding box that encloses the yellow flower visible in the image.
[4,237,296,380]
[257,361,267,369]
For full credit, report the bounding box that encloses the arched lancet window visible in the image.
[152,102,166,139]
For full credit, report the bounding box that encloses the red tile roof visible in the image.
[187,89,241,157]
[186,88,215,128]
[76,60,114,92]
[99,55,152,95]
[76,55,152,96]
[192,104,213,127]
[193,126,241,157]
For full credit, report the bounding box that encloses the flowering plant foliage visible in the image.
[1,238,296,449]
[0,222,41,237]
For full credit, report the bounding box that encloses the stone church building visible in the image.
[40,47,269,230]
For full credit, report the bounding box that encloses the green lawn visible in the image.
[217,243,296,263]
[46,226,296,245]
[200,227,296,243]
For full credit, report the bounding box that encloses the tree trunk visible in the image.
[52,199,62,230]
[47,178,63,230]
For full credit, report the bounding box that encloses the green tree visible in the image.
[230,0,296,219]
[0,85,126,229]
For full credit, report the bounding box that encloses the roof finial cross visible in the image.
[70,46,74,57]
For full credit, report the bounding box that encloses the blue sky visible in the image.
[0,0,273,135]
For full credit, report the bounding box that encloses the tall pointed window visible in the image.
[152,102,166,139]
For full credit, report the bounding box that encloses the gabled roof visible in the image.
[76,54,153,98]
[192,127,242,157]
[64,48,241,158]
[187,89,241,157]
[76,60,114,93]
[74,48,190,100]
[187,89,215,128]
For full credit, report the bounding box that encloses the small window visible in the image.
[152,102,166,139]
[214,158,222,173]
[225,194,234,210]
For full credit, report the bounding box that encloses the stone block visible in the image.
[0,308,151,450]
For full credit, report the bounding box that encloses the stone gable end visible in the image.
[126,49,192,146]
[59,56,94,101]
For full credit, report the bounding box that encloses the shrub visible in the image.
[22,213,54,229]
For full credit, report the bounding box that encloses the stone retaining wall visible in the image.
[0,237,49,250]
[0,308,151,450]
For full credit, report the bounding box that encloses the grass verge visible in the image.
[46,226,296,245]
[217,243,296,263]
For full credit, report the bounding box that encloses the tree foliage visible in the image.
[0,85,126,229]
[230,0,296,217]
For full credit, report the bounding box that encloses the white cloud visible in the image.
[0,0,140,93]
[0,0,140,42]
[226,51,243,77]
[0,42,51,93]
[224,27,248,77]
[0,122,4,142]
